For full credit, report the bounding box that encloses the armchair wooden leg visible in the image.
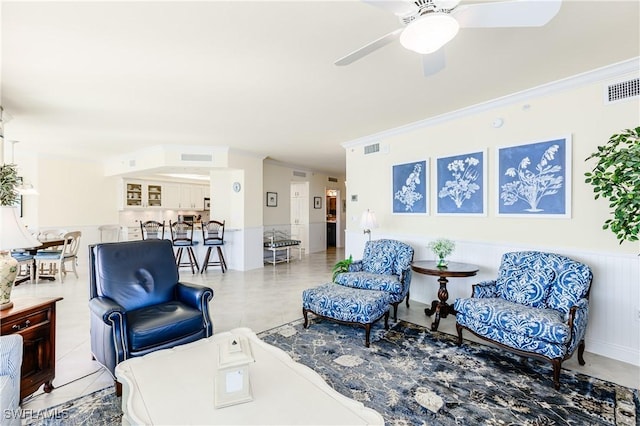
[405,292,410,308]
[577,339,586,365]
[551,359,562,390]
[455,323,463,345]
[303,308,309,328]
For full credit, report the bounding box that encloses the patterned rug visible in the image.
[22,319,639,425]
[259,319,639,426]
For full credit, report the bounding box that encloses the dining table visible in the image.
[15,238,67,285]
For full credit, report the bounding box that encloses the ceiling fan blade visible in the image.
[362,0,419,17]
[422,49,446,76]
[335,28,403,66]
[453,0,562,28]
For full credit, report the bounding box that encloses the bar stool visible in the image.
[170,220,199,274]
[140,221,165,240]
[200,220,227,273]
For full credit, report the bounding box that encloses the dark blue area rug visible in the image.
[22,319,638,425]
[259,318,639,426]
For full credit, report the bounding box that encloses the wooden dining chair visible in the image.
[140,221,165,240]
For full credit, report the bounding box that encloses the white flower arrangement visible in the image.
[427,239,455,259]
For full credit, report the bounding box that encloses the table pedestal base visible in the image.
[424,276,454,331]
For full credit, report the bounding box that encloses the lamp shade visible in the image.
[400,13,460,54]
[0,206,41,250]
[360,210,378,231]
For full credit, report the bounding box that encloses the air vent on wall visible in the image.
[180,153,212,162]
[328,177,338,182]
[293,171,306,177]
[364,143,380,155]
[128,159,136,167]
[605,78,639,104]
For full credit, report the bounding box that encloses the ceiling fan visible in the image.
[335,0,562,75]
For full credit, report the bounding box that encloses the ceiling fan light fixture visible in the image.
[400,13,459,55]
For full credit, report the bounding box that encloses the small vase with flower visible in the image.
[428,239,455,268]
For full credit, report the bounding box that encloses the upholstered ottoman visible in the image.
[302,283,390,347]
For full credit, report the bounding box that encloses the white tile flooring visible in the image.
[13,247,639,415]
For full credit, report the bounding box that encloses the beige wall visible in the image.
[345,69,639,255]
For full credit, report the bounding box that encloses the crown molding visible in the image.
[342,57,640,149]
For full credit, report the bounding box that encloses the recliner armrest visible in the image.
[89,296,126,324]
[471,280,498,298]
[176,282,214,311]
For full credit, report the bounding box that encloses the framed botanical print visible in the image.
[497,136,571,218]
[436,150,486,216]
[392,160,428,214]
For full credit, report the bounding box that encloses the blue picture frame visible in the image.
[436,150,486,215]
[497,136,571,218]
[392,160,428,214]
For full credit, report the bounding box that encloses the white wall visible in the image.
[343,61,640,366]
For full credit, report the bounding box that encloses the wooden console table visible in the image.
[411,261,479,331]
[0,297,63,401]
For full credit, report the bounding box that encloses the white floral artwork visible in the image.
[392,160,428,214]
[497,137,571,217]
[436,151,485,215]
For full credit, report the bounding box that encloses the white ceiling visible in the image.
[1,1,638,176]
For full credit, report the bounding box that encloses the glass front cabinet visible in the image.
[122,180,164,209]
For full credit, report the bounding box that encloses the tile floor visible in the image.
[13,247,639,414]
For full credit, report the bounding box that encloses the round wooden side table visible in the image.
[411,260,479,331]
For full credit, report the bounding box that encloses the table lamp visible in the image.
[0,206,41,310]
[360,209,378,242]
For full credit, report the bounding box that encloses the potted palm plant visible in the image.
[332,255,353,282]
[585,127,640,244]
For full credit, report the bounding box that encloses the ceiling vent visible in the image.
[128,159,136,167]
[364,143,380,155]
[605,77,639,104]
[328,177,338,182]
[293,171,306,178]
[180,153,212,162]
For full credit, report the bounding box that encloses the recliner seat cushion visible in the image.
[454,297,569,345]
[127,301,204,351]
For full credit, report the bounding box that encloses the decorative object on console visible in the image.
[214,334,255,408]
[585,126,640,244]
[0,163,41,310]
[427,238,455,268]
[359,209,377,241]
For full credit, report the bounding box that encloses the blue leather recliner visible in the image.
[334,239,414,320]
[89,239,213,394]
[454,251,593,389]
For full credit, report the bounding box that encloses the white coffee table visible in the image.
[115,327,384,425]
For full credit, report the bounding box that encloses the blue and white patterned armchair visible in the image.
[334,239,414,320]
[454,251,593,389]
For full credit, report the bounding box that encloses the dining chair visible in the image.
[34,231,82,283]
[140,220,165,240]
[98,224,123,242]
[200,220,227,273]
[169,220,199,274]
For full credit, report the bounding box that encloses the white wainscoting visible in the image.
[345,230,640,366]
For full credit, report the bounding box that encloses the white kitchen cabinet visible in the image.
[162,183,181,209]
[179,184,209,210]
[290,182,309,252]
[122,180,164,209]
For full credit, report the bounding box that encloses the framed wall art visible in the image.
[392,160,428,214]
[436,150,486,216]
[313,196,322,209]
[497,136,571,218]
[266,192,278,207]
